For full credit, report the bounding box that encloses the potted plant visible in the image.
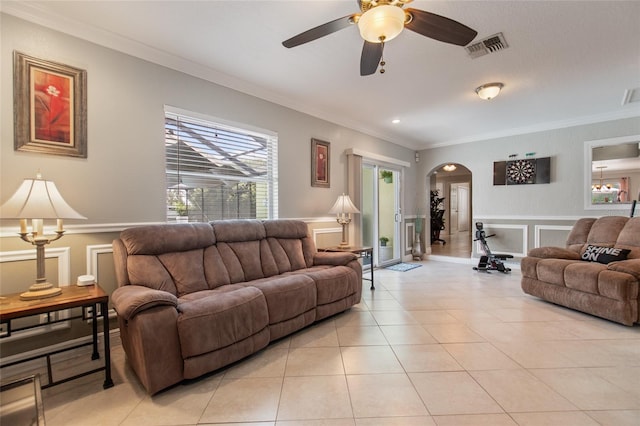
[174,200,188,222]
[380,170,393,183]
[379,236,389,246]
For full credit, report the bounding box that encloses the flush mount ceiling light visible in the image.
[392,118,401,124]
[475,82,504,100]
[443,164,457,172]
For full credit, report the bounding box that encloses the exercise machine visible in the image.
[473,222,513,273]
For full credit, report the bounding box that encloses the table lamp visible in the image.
[1,172,86,300]
[329,193,360,248]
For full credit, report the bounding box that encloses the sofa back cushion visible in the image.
[263,220,316,271]
[616,217,640,259]
[566,218,596,252]
[211,220,277,284]
[119,223,216,296]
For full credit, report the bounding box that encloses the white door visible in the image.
[457,184,470,232]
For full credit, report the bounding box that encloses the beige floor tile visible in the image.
[285,347,345,376]
[445,309,501,323]
[469,369,577,412]
[200,377,282,423]
[407,310,460,324]
[491,340,576,368]
[585,410,640,426]
[334,311,378,328]
[363,298,404,310]
[336,326,388,346]
[431,413,517,425]
[277,420,355,426]
[347,373,428,418]
[590,366,640,398]
[119,374,220,426]
[529,368,639,410]
[422,323,486,343]
[290,322,339,348]
[509,411,601,425]
[380,325,437,344]
[340,346,403,374]
[355,416,435,425]
[392,344,462,372]
[409,371,503,416]
[224,347,289,378]
[370,310,419,325]
[277,376,353,420]
[442,342,521,370]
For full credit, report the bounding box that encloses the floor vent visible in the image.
[466,32,509,59]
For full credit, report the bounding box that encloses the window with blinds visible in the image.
[165,108,278,222]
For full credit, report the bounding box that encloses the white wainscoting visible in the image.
[86,244,117,318]
[0,247,72,341]
[312,227,342,246]
[405,222,415,252]
[534,225,573,248]
[475,224,528,258]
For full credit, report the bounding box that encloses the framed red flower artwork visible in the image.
[14,51,87,158]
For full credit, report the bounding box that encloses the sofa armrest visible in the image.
[313,251,358,266]
[527,246,581,260]
[112,285,178,321]
[607,259,640,280]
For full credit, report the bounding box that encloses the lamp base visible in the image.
[338,242,352,249]
[20,282,62,300]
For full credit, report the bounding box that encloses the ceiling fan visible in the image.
[282,0,477,76]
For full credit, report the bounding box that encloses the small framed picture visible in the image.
[311,138,330,188]
[14,51,87,158]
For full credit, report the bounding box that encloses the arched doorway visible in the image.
[429,163,473,259]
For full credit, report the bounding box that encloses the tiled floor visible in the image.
[429,232,472,258]
[7,260,640,425]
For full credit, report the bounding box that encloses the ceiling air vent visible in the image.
[466,32,509,59]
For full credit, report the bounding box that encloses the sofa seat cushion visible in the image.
[564,262,606,294]
[598,271,639,301]
[535,259,578,286]
[244,275,316,324]
[176,286,268,359]
[290,266,359,305]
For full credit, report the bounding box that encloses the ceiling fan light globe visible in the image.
[358,5,405,43]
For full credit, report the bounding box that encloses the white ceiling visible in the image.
[3,1,640,150]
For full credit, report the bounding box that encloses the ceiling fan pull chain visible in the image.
[379,38,386,74]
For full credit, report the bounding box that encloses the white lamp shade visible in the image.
[329,194,360,214]
[475,83,504,100]
[0,178,86,219]
[358,5,406,43]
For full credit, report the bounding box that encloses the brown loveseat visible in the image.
[521,216,640,326]
[112,219,362,394]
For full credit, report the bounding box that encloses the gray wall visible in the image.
[417,117,640,258]
[0,14,415,356]
[0,13,416,226]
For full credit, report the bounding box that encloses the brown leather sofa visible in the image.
[521,216,640,326]
[112,219,362,394]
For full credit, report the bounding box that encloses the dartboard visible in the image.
[506,159,536,184]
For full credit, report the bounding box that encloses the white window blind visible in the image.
[165,108,278,222]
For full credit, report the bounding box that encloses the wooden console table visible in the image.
[0,285,114,390]
[319,246,374,290]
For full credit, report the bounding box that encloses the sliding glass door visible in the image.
[362,164,402,267]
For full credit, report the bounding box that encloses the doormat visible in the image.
[385,263,422,272]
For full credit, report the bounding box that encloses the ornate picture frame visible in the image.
[311,138,330,188]
[14,51,87,158]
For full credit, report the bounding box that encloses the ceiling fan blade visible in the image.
[282,14,357,48]
[405,8,477,46]
[360,41,383,76]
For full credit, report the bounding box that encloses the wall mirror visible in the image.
[584,135,640,210]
